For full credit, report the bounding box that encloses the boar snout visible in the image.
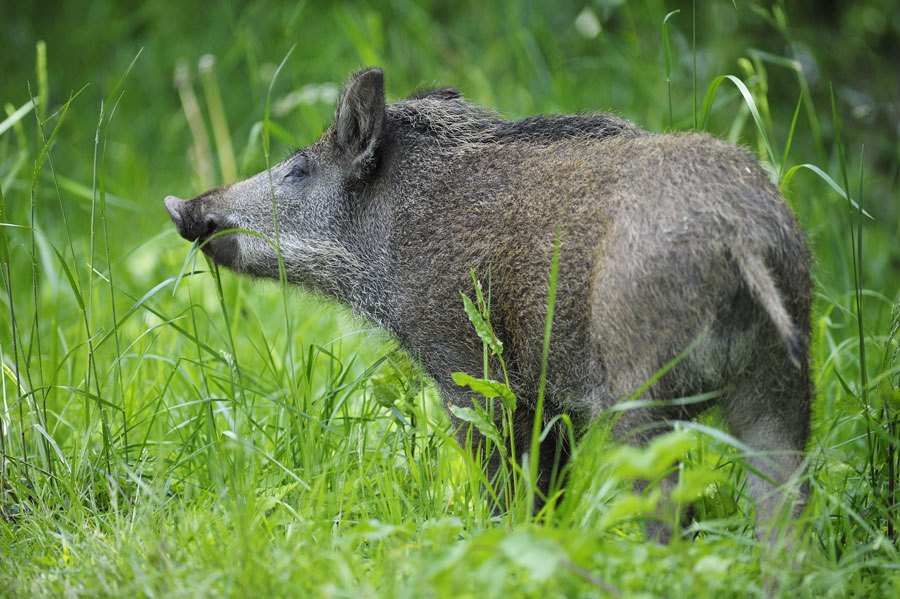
[164,195,239,266]
[164,195,223,242]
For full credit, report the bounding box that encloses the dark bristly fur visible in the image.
[164,68,813,541]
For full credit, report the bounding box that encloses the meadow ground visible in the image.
[1,1,898,597]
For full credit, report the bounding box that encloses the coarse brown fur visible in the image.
[164,68,813,540]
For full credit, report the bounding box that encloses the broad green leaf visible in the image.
[498,530,566,582]
[671,468,726,504]
[608,431,696,481]
[451,372,517,411]
[598,490,660,529]
[693,554,733,579]
[461,292,503,355]
[448,404,502,448]
[371,374,402,408]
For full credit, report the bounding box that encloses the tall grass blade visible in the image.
[261,46,301,412]
[199,54,238,183]
[93,49,143,468]
[174,59,215,188]
[0,100,35,139]
[0,182,24,483]
[778,93,804,179]
[662,10,680,130]
[26,87,87,480]
[692,0,697,130]
[780,163,872,217]
[699,75,776,168]
[35,41,48,120]
[528,228,561,511]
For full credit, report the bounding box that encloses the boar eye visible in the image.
[285,158,309,181]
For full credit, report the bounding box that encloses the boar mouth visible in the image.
[164,195,241,267]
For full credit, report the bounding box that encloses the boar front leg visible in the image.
[448,390,571,514]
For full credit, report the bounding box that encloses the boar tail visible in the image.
[735,251,807,369]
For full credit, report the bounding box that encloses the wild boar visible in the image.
[164,68,812,538]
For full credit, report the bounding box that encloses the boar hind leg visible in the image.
[604,370,711,543]
[720,358,812,541]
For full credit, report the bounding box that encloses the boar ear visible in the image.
[335,68,385,172]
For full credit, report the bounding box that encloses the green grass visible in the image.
[2,1,899,597]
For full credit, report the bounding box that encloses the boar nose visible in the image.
[164,195,222,242]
